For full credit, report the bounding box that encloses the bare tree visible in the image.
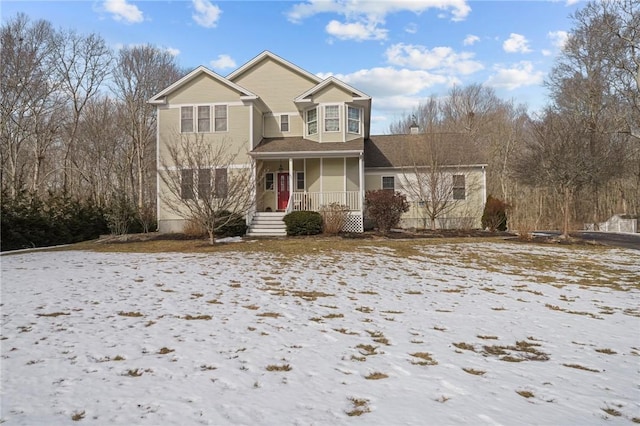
[398,133,477,230]
[158,134,255,244]
[0,13,59,197]
[52,29,112,195]
[112,45,182,220]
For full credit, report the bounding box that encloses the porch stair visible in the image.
[247,212,287,237]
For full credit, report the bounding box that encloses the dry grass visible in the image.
[462,368,486,376]
[71,410,85,421]
[117,311,143,317]
[356,344,379,356]
[346,397,371,417]
[158,347,174,355]
[595,348,617,355]
[183,314,212,320]
[266,364,292,372]
[409,352,438,366]
[453,342,476,351]
[562,363,600,372]
[256,312,281,318]
[36,312,70,317]
[516,390,535,398]
[365,371,389,380]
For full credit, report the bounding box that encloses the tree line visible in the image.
[1,13,184,249]
[390,0,639,237]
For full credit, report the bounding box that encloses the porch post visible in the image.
[289,157,294,208]
[359,153,365,212]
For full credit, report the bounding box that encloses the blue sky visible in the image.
[2,0,582,134]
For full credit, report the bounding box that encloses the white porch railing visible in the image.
[290,191,361,212]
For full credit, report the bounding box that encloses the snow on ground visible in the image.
[1,242,639,425]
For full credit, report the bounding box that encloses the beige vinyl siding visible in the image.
[345,131,361,142]
[252,105,263,149]
[263,113,305,138]
[306,159,320,192]
[322,158,343,192]
[166,73,242,104]
[364,167,486,229]
[312,85,353,103]
[346,157,359,191]
[157,105,251,165]
[231,57,317,114]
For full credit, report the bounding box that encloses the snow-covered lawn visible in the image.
[1,242,639,425]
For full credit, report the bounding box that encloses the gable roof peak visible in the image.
[227,50,323,84]
[148,65,256,104]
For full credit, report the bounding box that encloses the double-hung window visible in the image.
[181,169,195,199]
[181,107,194,133]
[214,105,227,132]
[265,172,274,191]
[296,172,305,191]
[382,176,395,191]
[307,108,318,135]
[452,175,466,200]
[197,106,210,132]
[214,168,228,198]
[324,105,339,132]
[347,106,361,134]
[280,115,289,132]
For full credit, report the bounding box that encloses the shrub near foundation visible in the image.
[283,211,322,236]
[319,203,350,235]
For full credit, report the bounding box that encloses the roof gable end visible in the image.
[294,76,371,102]
[227,51,322,84]
[149,66,256,104]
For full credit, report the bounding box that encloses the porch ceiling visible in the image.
[250,137,364,159]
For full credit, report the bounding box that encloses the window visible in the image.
[198,168,211,198]
[181,107,194,133]
[181,169,194,199]
[296,172,305,190]
[382,176,395,191]
[307,108,317,135]
[452,175,465,200]
[214,105,227,132]
[348,106,361,134]
[180,168,225,200]
[197,106,210,132]
[265,172,274,191]
[214,168,228,198]
[280,115,289,132]
[324,105,339,132]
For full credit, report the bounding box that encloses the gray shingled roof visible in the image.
[251,137,364,156]
[365,134,487,168]
[250,134,486,167]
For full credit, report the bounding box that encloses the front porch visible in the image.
[248,153,366,234]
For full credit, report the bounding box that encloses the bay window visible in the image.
[307,108,317,135]
[348,106,361,134]
[324,105,339,132]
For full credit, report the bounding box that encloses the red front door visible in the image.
[277,172,289,210]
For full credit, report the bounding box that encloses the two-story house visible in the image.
[149,51,487,236]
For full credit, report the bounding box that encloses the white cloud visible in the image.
[405,23,418,34]
[209,54,237,70]
[326,67,454,98]
[192,0,221,28]
[486,61,544,90]
[103,0,143,24]
[541,49,552,57]
[287,0,470,41]
[548,30,569,49]
[385,43,484,75]
[166,47,180,57]
[463,34,480,46]
[503,33,532,53]
[565,0,580,5]
[325,20,387,41]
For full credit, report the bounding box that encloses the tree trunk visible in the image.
[562,186,572,239]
